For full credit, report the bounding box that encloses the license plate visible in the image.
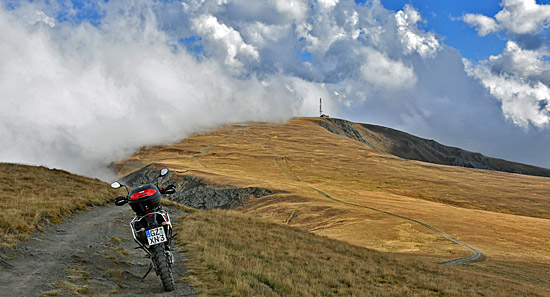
[146,227,167,245]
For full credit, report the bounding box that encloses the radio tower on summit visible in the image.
[319,98,329,118]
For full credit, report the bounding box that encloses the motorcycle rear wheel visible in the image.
[150,244,175,291]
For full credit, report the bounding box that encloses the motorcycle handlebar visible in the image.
[114,196,128,206]
[159,185,176,195]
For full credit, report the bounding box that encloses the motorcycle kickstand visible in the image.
[141,263,154,280]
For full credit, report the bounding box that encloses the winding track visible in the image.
[190,125,483,265]
[241,128,483,266]
[309,187,483,266]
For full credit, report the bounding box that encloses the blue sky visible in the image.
[1,0,549,177]
[374,0,550,60]
[378,0,507,59]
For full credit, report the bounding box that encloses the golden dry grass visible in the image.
[50,280,89,295]
[176,209,549,296]
[115,117,550,292]
[0,163,116,248]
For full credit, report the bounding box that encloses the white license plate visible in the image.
[146,227,167,245]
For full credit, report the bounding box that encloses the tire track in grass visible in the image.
[188,126,250,169]
[246,129,483,266]
[310,187,483,266]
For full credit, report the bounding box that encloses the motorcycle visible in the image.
[111,168,177,291]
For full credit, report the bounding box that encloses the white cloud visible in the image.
[464,0,550,35]
[34,10,56,27]
[489,41,550,78]
[495,0,550,35]
[270,0,308,22]
[466,59,550,128]
[464,41,550,128]
[360,48,417,89]
[318,0,340,9]
[240,22,290,48]
[462,0,550,130]
[191,14,259,68]
[395,5,441,58]
[462,14,498,36]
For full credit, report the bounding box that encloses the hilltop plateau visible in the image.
[114,117,550,294]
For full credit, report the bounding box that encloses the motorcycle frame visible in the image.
[129,210,173,255]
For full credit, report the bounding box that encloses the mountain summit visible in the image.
[317,118,550,177]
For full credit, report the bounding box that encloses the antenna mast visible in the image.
[319,98,329,118]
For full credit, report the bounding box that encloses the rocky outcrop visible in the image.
[317,118,550,177]
[166,175,274,209]
[122,164,274,209]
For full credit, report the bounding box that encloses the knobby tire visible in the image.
[150,244,175,291]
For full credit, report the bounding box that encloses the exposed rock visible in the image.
[121,163,170,187]
[168,175,274,209]
[122,164,274,210]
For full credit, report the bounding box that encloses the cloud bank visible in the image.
[1,0,549,179]
[0,1,331,178]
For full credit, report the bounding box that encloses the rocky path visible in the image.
[0,204,194,297]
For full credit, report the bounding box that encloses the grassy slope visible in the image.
[114,118,550,293]
[177,209,548,296]
[0,163,115,249]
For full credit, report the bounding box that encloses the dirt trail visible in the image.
[243,128,483,266]
[310,187,483,266]
[0,204,194,297]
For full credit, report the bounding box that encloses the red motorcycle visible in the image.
[111,168,176,291]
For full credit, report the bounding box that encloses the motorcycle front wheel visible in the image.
[150,244,175,291]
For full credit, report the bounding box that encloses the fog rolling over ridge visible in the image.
[0,0,549,179]
[0,2,329,179]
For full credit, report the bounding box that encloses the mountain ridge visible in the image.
[317,117,550,177]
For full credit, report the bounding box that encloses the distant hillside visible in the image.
[317,118,550,177]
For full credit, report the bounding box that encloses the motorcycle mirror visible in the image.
[114,196,128,206]
[160,168,169,177]
[111,181,121,189]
